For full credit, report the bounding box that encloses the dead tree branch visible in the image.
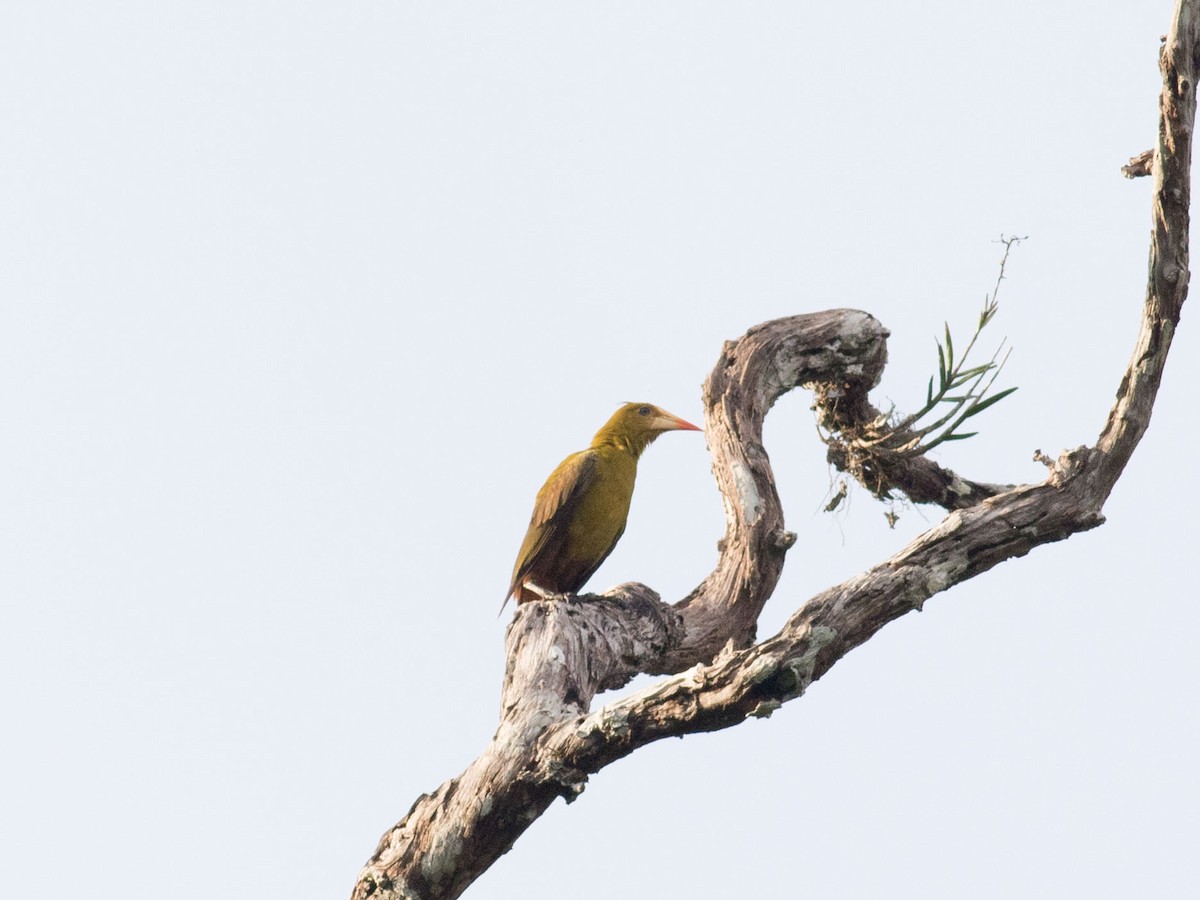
[1124,147,1155,178]
[351,2,1196,897]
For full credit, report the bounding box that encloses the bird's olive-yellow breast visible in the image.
[504,402,701,609]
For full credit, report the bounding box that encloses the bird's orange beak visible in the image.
[652,411,702,432]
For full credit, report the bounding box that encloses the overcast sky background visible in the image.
[3,2,1197,898]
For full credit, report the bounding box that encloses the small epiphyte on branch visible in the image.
[822,235,1024,466]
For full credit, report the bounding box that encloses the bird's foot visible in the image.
[524,581,578,604]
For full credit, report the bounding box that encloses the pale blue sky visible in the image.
[2,2,1196,898]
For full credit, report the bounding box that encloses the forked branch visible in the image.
[351,3,1196,897]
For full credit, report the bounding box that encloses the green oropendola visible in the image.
[504,402,701,611]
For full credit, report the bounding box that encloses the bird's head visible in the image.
[592,402,702,455]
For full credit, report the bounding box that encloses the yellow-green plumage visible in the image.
[505,402,701,608]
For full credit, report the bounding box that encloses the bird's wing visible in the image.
[529,450,598,529]
[506,450,599,600]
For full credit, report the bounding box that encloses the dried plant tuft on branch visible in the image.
[817,234,1024,504]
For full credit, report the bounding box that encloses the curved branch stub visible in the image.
[664,310,891,666]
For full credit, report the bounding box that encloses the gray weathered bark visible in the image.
[351,3,1196,897]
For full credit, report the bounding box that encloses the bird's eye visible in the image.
[638,405,651,416]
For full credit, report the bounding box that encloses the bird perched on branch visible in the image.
[504,402,702,611]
